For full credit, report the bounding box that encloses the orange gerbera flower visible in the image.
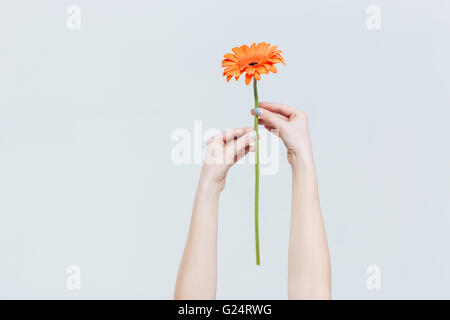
[221,42,285,85]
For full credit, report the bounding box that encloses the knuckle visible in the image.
[208,135,222,145]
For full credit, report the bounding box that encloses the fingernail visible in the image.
[255,108,263,117]
[247,131,257,140]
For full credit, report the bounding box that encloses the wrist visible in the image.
[197,170,226,195]
[288,148,315,172]
[197,178,223,194]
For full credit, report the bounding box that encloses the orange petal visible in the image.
[241,45,251,57]
[245,73,252,85]
[232,46,244,58]
[221,60,236,67]
[261,64,271,72]
[268,64,277,73]
[246,66,256,75]
[254,72,261,80]
[273,53,285,61]
[269,58,282,64]
[223,53,238,62]
[223,66,238,73]
[256,42,265,51]
[256,65,268,74]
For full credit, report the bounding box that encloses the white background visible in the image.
[1,0,449,299]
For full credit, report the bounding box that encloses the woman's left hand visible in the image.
[199,127,256,192]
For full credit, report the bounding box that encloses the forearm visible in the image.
[288,153,331,299]
[174,178,221,300]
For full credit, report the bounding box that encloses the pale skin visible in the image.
[174,102,331,300]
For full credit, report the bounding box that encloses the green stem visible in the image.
[253,78,260,266]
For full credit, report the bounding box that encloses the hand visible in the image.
[199,127,256,192]
[251,102,313,166]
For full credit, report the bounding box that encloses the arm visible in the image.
[252,102,331,299]
[174,127,256,299]
[173,175,220,300]
[288,147,331,299]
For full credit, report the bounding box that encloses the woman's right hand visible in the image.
[251,102,314,167]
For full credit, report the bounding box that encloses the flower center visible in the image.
[249,62,258,66]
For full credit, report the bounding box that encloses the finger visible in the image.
[256,120,280,137]
[252,107,286,130]
[254,118,281,136]
[264,126,280,137]
[226,130,257,163]
[251,109,288,121]
[256,119,285,128]
[220,127,253,143]
[258,102,298,118]
[207,133,225,146]
[235,145,255,163]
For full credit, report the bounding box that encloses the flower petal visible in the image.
[256,65,268,74]
[221,60,237,67]
[241,44,250,56]
[245,73,252,85]
[232,46,244,58]
[223,53,238,62]
[246,66,256,75]
[269,58,282,64]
